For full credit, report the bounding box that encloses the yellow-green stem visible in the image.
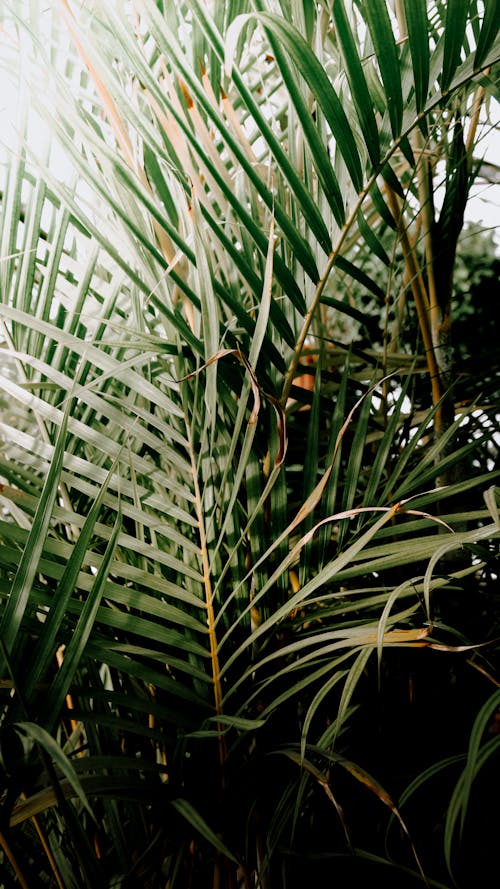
[413,129,440,352]
[385,188,443,420]
[187,424,227,772]
[32,813,66,889]
[0,829,31,889]
[465,81,488,158]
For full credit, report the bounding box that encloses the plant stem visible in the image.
[384,187,443,419]
[0,830,31,889]
[186,419,227,773]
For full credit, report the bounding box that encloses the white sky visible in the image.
[460,115,500,237]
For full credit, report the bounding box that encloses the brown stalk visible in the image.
[384,187,443,421]
[465,79,489,158]
[0,829,31,889]
[390,0,446,437]
[412,130,440,353]
[31,811,66,889]
[185,421,228,776]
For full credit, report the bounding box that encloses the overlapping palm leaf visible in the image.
[1,1,499,884]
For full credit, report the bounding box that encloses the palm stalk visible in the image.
[0,2,499,886]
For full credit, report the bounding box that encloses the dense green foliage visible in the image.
[0,2,499,887]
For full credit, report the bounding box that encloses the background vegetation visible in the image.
[0,1,499,887]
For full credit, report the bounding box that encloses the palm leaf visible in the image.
[402,0,430,113]
[474,0,500,69]
[359,0,404,137]
[0,401,71,658]
[441,0,472,91]
[333,0,380,165]
[226,11,364,192]
[1,2,500,883]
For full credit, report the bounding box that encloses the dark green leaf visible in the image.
[227,12,364,191]
[333,0,380,165]
[402,0,430,112]
[171,798,239,863]
[441,0,472,92]
[0,402,72,658]
[360,0,403,137]
[474,0,500,70]
[357,211,390,265]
